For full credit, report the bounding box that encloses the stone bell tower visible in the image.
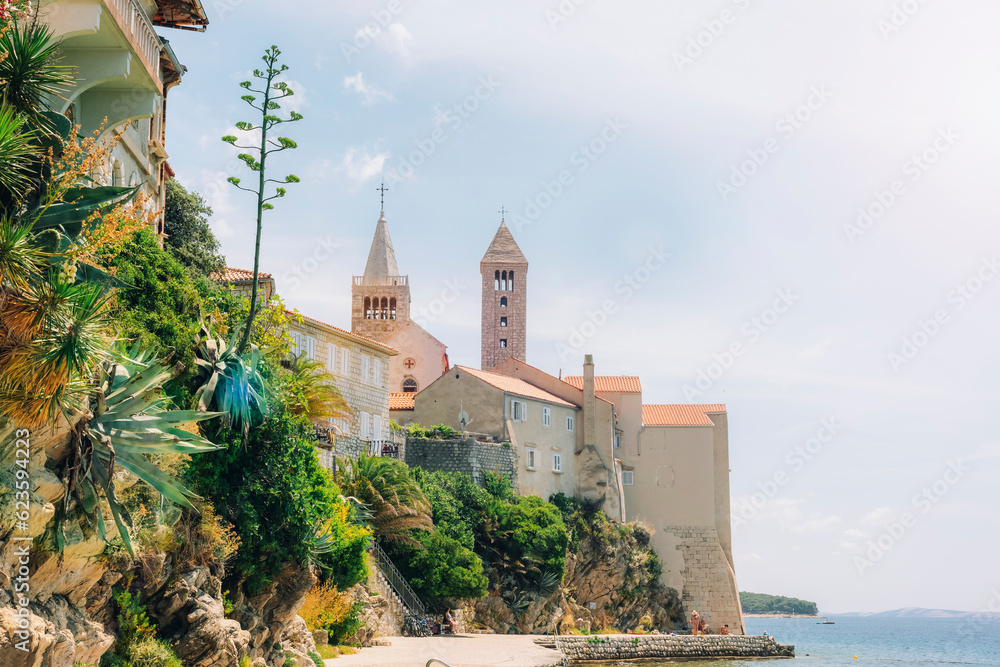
[351,209,410,337]
[481,218,527,370]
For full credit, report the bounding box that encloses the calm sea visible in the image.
[633,617,1000,667]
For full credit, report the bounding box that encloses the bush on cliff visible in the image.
[394,531,488,600]
[410,470,569,593]
[186,394,370,593]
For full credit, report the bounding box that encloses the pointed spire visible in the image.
[481,220,527,265]
[363,210,401,277]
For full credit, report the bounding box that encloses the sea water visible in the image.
[632,617,1000,667]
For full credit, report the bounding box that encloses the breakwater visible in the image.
[553,634,795,662]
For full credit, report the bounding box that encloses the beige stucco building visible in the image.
[560,374,745,634]
[351,210,449,394]
[286,312,398,467]
[39,0,209,235]
[402,356,625,522]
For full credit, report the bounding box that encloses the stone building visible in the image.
[212,267,275,305]
[403,357,625,522]
[39,0,209,236]
[286,312,398,467]
[351,209,449,395]
[561,376,745,634]
[400,364,582,501]
[481,221,527,370]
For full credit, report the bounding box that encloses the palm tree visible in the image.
[285,353,351,422]
[337,453,433,546]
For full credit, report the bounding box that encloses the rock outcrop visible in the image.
[0,420,319,667]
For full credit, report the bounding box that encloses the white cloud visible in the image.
[338,147,389,187]
[354,22,412,58]
[861,507,897,527]
[343,72,395,105]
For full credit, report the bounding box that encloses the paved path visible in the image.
[326,634,564,667]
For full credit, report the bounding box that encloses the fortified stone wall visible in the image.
[404,437,517,488]
[554,634,794,661]
[664,525,744,634]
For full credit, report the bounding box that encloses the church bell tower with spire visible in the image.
[351,208,410,336]
[481,211,528,370]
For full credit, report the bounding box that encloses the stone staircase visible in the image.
[369,541,428,628]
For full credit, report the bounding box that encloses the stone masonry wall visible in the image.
[555,634,794,661]
[665,525,744,634]
[404,437,517,488]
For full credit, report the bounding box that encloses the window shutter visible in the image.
[521,402,527,421]
[341,348,349,375]
[373,415,382,441]
[327,343,336,372]
[360,411,370,439]
[622,471,634,486]
[374,359,382,386]
[362,356,370,383]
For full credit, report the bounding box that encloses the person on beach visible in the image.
[720,625,730,635]
[444,608,456,635]
[691,610,700,635]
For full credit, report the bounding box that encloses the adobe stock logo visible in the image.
[853,460,970,575]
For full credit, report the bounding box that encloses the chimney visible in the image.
[583,354,596,446]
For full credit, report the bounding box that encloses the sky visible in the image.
[159,0,1000,614]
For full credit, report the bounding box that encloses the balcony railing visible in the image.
[109,0,162,75]
[353,275,408,287]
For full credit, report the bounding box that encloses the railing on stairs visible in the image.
[371,540,427,618]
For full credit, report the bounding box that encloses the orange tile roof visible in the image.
[213,267,273,282]
[389,392,415,410]
[456,366,578,408]
[285,310,399,355]
[563,376,643,393]
[642,404,727,427]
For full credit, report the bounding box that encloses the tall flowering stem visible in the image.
[221,45,301,354]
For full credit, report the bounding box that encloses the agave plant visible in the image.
[193,321,268,433]
[60,344,224,555]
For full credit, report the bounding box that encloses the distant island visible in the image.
[831,608,1000,619]
[740,592,818,617]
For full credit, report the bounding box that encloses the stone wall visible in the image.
[554,634,794,662]
[664,525,744,634]
[404,437,517,488]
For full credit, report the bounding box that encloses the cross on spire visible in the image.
[498,205,507,223]
[377,181,388,211]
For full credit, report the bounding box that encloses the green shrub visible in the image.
[308,651,324,667]
[406,422,458,439]
[326,599,364,645]
[399,531,488,600]
[100,584,183,667]
[186,398,369,593]
[95,228,206,405]
[129,639,184,667]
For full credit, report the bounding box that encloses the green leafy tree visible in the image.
[162,179,225,279]
[221,45,301,354]
[403,531,488,600]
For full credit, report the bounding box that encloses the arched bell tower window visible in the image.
[500,297,507,307]
[508,270,514,290]
[501,270,507,291]
[389,297,397,320]
[380,297,388,320]
[402,378,418,393]
[364,297,372,319]
[494,270,500,290]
